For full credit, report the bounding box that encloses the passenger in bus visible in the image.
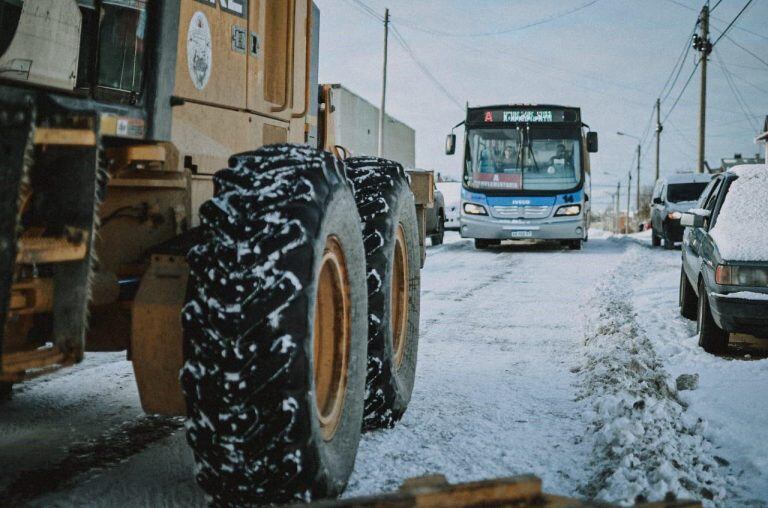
[499,145,519,171]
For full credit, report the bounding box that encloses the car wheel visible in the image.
[430,214,445,246]
[652,230,661,247]
[474,239,498,249]
[567,239,582,250]
[697,281,729,354]
[679,267,697,320]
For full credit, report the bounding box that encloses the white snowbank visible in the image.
[579,248,727,505]
[711,165,768,261]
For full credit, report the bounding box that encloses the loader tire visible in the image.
[181,145,368,506]
[346,157,421,431]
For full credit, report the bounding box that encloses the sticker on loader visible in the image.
[187,11,212,91]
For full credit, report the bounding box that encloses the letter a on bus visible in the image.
[484,111,493,122]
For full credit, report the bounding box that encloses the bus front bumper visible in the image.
[460,215,585,241]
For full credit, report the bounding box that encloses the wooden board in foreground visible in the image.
[294,475,702,508]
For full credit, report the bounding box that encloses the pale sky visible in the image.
[315,0,768,210]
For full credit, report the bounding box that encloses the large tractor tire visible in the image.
[181,145,368,505]
[346,157,421,431]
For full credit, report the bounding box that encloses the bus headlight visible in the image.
[554,204,581,216]
[463,203,488,216]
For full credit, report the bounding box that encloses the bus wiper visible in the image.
[524,125,540,172]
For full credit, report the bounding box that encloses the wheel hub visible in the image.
[314,236,351,441]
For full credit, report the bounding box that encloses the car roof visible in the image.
[661,172,713,184]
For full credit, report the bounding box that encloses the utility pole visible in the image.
[377,8,390,157]
[615,183,621,234]
[694,3,711,173]
[636,143,641,219]
[626,172,632,234]
[655,97,662,182]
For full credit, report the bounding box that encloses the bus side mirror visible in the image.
[587,132,598,153]
[445,134,456,155]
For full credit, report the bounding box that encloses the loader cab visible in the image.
[0,0,150,104]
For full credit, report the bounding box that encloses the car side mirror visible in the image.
[445,134,456,155]
[680,209,710,228]
[587,131,598,153]
[653,197,663,205]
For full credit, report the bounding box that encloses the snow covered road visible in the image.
[1,231,767,506]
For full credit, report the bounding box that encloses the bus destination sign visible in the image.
[503,110,553,122]
[470,108,576,124]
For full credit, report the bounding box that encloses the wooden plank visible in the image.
[16,233,88,264]
[34,128,96,147]
[108,178,187,189]
[2,346,66,374]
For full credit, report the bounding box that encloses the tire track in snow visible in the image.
[578,246,727,505]
[0,415,183,506]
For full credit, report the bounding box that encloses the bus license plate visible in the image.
[509,231,533,238]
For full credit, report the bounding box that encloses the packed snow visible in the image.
[710,164,768,261]
[1,231,767,506]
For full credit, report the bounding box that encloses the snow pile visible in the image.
[710,164,768,261]
[578,253,727,505]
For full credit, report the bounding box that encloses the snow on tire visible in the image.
[346,156,421,430]
[181,144,368,506]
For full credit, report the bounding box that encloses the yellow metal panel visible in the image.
[174,0,247,109]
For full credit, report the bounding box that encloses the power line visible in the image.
[389,25,464,111]
[712,0,755,47]
[662,60,701,123]
[663,0,767,41]
[391,0,600,38]
[658,23,698,104]
[720,32,768,68]
[348,0,384,21]
[714,48,759,131]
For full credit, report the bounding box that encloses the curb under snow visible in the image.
[577,247,726,505]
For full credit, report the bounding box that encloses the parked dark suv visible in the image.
[651,173,712,249]
[678,165,768,353]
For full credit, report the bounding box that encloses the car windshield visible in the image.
[465,128,581,191]
[667,182,709,203]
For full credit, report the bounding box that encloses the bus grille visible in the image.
[492,205,551,218]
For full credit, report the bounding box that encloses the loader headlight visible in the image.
[715,265,768,287]
[554,204,581,217]
[667,211,682,220]
[463,203,488,216]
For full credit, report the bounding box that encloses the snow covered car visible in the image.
[437,181,461,230]
[650,173,712,249]
[679,165,768,353]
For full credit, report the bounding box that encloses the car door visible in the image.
[684,176,722,286]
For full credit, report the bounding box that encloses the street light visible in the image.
[617,131,641,228]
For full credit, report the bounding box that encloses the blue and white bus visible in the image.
[445,105,598,250]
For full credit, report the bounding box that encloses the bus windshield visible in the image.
[465,128,582,192]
